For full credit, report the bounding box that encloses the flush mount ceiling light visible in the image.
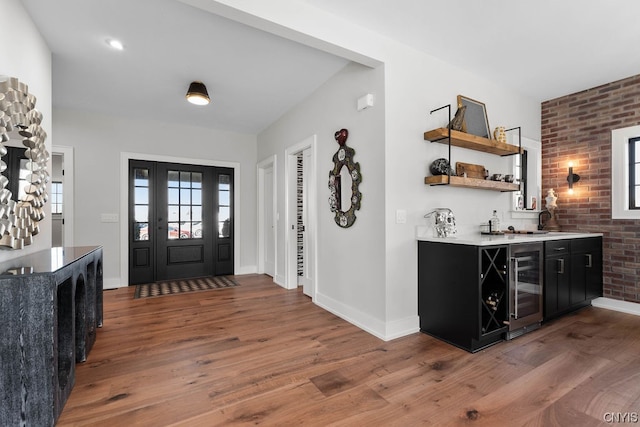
[185,81,210,106]
[105,38,124,50]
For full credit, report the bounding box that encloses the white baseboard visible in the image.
[273,274,286,288]
[104,277,123,290]
[314,292,419,341]
[385,316,420,340]
[235,265,257,275]
[591,297,640,316]
[314,292,386,340]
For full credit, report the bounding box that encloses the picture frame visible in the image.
[457,95,491,139]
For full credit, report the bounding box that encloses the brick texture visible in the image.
[541,74,640,303]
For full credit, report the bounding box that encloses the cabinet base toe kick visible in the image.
[505,321,541,340]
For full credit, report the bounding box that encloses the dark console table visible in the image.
[0,246,103,426]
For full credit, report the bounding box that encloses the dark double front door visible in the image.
[129,160,233,285]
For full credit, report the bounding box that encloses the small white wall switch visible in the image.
[357,93,374,111]
[101,213,119,223]
[396,209,407,224]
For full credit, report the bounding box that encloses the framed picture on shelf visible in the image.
[457,95,491,139]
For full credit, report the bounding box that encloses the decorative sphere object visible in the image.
[430,158,451,176]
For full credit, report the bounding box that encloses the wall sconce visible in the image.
[567,162,580,194]
[185,81,210,106]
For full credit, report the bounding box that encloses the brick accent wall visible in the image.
[541,74,640,303]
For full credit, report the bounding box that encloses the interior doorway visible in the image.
[257,156,276,279]
[51,146,74,248]
[285,136,316,298]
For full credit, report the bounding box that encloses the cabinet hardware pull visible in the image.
[586,253,592,268]
[558,258,565,274]
[554,247,566,251]
[510,257,519,319]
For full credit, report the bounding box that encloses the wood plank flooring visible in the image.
[57,274,640,426]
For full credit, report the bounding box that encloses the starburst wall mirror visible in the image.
[0,75,50,249]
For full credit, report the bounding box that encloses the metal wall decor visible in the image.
[328,128,362,228]
[0,76,49,249]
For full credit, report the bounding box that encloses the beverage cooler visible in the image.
[506,242,543,339]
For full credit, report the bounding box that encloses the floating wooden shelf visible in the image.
[424,128,522,156]
[424,175,520,192]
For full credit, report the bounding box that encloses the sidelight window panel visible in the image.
[134,205,148,222]
[219,207,230,222]
[218,174,231,238]
[219,191,229,205]
[133,167,150,241]
[135,187,149,204]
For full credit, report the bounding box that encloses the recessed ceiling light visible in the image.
[106,38,124,51]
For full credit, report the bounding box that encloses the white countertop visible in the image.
[416,230,602,246]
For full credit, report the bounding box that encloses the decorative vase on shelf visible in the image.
[493,126,507,143]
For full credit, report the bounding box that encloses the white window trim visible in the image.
[611,125,640,219]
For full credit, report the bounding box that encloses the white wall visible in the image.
[54,108,258,288]
[0,0,53,261]
[209,0,541,340]
[382,43,541,334]
[258,62,387,336]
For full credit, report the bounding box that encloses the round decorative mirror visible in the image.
[328,129,362,228]
[0,76,49,249]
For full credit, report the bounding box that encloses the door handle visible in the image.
[510,257,519,320]
[557,258,565,274]
[585,254,592,268]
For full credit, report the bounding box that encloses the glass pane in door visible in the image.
[514,249,541,318]
[133,168,149,241]
[167,170,203,240]
[218,174,230,238]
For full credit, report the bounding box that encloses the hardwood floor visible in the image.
[58,274,640,426]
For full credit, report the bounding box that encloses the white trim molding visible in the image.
[592,297,640,316]
[611,125,640,219]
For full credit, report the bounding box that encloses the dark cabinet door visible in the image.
[544,240,571,319]
[586,248,603,300]
[544,255,570,318]
[570,252,587,305]
[572,237,603,302]
[544,237,603,321]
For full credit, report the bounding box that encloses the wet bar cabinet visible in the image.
[0,246,103,426]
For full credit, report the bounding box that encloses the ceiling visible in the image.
[304,0,640,103]
[20,0,640,134]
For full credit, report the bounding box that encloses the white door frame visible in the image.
[284,135,317,297]
[52,145,75,247]
[257,155,277,280]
